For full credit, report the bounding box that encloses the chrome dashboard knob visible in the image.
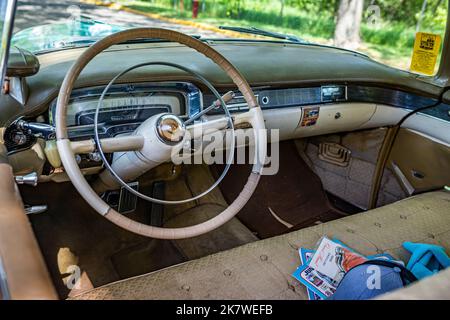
[15,172,38,187]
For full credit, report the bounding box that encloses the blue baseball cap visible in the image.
[328,264,405,300]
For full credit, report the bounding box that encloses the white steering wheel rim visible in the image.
[55,28,266,239]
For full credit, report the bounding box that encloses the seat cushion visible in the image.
[72,191,450,300]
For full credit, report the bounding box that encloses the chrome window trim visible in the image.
[0,0,17,90]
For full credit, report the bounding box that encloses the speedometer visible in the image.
[49,82,202,139]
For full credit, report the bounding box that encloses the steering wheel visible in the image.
[55,28,266,239]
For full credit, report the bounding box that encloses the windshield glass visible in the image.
[12,0,449,75]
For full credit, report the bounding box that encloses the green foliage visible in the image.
[361,23,416,49]
[361,0,447,49]
[421,1,449,32]
[371,0,448,28]
[123,0,448,50]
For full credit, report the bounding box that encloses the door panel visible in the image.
[388,128,450,194]
[0,154,57,299]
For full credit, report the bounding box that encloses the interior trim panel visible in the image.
[388,128,450,193]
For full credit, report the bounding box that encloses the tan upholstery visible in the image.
[72,190,450,300]
[377,268,450,300]
[0,164,58,300]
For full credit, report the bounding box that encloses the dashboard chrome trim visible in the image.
[205,85,449,122]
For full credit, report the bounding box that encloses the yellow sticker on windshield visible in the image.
[410,32,442,76]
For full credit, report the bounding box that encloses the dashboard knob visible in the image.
[15,172,38,187]
[88,152,103,162]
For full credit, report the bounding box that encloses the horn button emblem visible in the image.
[156,114,186,144]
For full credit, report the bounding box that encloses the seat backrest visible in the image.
[376,268,450,300]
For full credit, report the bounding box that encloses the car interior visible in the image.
[0,2,449,301]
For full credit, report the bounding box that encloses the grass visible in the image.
[114,0,444,72]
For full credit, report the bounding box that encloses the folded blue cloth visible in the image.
[403,242,450,279]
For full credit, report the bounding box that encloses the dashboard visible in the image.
[3,80,449,181]
[1,40,449,179]
[5,80,448,157]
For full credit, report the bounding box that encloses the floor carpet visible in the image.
[214,141,345,239]
[20,181,187,298]
[20,164,257,298]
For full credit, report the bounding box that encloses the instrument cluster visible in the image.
[48,82,202,140]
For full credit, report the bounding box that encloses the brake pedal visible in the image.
[118,182,139,214]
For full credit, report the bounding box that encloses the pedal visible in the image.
[318,143,351,167]
[103,191,120,209]
[148,181,165,227]
[118,182,139,214]
[24,205,48,215]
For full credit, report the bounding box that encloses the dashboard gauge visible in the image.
[49,82,203,139]
[68,95,178,126]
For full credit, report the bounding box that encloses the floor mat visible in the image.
[20,182,187,298]
[20,164,257,298]
[163,165,259,260]
[214,141,344,239]
[110,240,186,280]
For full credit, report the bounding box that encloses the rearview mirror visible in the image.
[6,47,40,77]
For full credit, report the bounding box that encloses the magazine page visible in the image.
[308,237,367,283]
[298,249,322,300]
[292,262,337,299]
[292,245,339,299]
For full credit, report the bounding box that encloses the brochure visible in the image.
[298,249,322,300]
[308,237,367,283]
[293,247,339,299]
[292,237,405,300]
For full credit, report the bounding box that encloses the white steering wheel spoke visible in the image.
[186,109,256,140]
[186,117,229,140]
[70,135,145,154]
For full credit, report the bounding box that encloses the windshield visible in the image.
[11,0,449,75]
